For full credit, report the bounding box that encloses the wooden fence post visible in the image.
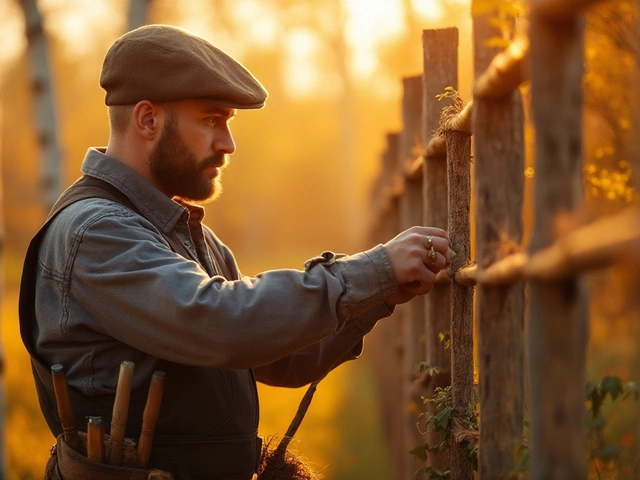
[421,27,458,472]
[528,4,589,479]
[445,125,473,480]
[399,75,426,479]
[472,9,526,479]
[369,133,406,480]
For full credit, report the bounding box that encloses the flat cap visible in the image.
[100,24,268,109]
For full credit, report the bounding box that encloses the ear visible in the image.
[132,100,160,140]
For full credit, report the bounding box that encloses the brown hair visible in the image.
[107,105,134,136]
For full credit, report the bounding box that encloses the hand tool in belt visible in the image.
[109,360,135,466]
[51,364,82,452]
[137,370,166,468]
[87,416,105,463]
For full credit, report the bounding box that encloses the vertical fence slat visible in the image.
[421,27,458,471]
[445,128,473,480]
[472,10,526,479]
[528,7,589,479]
[369,133,407,480]
[399,76,426,479]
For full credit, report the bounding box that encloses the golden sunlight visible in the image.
[38,0,123,60]
[232,0,279,47]
[411,0,445,19]
[344,0,405,77]
[284,28,324,98]
[0,0,26,76]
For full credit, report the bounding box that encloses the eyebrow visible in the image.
[202,106,236,118]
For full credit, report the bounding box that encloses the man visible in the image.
[19,24,451,479]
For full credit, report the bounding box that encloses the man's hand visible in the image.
[382,226,451,307]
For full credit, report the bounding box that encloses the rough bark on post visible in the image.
[421,27,458,472]
[472,9,526,479]
[20,0,63,211]
[527,5,589,479]
[445,127,473,480]
[399,76,426,479]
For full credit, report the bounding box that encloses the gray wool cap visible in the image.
[100,24,268,109]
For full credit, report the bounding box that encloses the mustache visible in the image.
[202,153,229,170]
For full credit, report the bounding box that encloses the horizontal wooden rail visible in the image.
[474,35,529,99]
[453,205,640,286]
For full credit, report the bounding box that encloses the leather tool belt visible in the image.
[44,434,174,480]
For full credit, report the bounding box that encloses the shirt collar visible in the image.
[80,147,194,233]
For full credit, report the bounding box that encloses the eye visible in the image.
[207,117,218,126]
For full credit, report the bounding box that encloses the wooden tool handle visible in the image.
[109,360,135,466]
[87,416,105,463]
[50,364,82,452]
[137,370,166,468]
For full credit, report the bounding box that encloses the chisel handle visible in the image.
[51,364,82,452]
[87,416,105,463]
[137,370,166,468]
[109,360,135,465]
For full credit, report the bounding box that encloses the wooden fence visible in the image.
[368,0,640,479]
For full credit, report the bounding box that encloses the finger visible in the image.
[405,268,436,295]
[445,248,456,265]
[420,235,450,257]
[419,226,450,242]
[408,226,449,242]
[425,251,447,273]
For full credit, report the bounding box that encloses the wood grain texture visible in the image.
[527,9,589,480]
[422,27,458,473]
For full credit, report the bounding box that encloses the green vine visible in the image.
[411,374,640,479]
[410,380,479,479]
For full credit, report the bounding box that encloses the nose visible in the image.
[215,128,236,155]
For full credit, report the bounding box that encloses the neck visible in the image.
[105,136,155,189]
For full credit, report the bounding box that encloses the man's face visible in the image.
[149,101,236,202]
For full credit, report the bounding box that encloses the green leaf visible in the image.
[586,414,607,431]
[416,362,440,376]
[434,406,452,432]
[592,445,623,460]
[424,467,451,480]
[585,380,597,400]
[438,332,451,349]
[409,443,429,462]
[600,375,624,400]
[587,387,603,417]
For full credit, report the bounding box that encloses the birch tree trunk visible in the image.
[128,0,152,31]
[20,0,62,211]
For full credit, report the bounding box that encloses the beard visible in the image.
[149,114,228,203]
